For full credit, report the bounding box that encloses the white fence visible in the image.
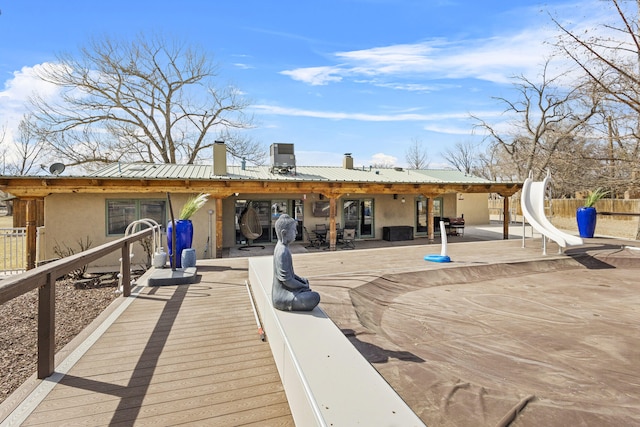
[1,227,26,274]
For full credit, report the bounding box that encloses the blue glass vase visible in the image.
[167,219,193,268]
[576,207,597,238]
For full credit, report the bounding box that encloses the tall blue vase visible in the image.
[576,207,597,238]
[167,219,193,268]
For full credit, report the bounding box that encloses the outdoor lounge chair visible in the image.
[341,228,356,249]
[303,226,322,249]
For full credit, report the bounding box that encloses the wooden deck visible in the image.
[3,259,294,426]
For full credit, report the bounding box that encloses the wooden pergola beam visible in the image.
[1,177,522,198]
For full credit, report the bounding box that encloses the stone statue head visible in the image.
[275,214,297,245]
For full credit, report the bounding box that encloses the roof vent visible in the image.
[270,143,296,175]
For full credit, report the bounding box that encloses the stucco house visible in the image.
[1,142,522,269]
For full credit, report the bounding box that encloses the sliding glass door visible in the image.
[415,197,442,235]
[235,199,303,244]
[342,198,374,238]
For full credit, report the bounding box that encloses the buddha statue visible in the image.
[272,214,321,311]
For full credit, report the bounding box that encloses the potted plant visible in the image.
[167,193,209,267]
[576,188,608,238]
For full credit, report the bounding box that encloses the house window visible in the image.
[106,199,167,236]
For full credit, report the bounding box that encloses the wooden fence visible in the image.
[550,199,640,217]
[490,197,640,239]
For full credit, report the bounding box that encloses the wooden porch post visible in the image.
[26,198,37,270]
[37,273,55,378]
[215,198,223,258]
[503,196,510,239]
[427,196,435,242]
[328,197,337,251]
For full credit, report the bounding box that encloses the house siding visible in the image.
[42,190,490,269]
[45,193,216,269]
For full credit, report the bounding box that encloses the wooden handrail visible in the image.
[0,226,155,378]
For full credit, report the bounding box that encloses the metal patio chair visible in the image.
[341,228,356,249]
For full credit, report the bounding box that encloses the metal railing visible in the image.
[0,227,26,274]
[0,226,156,379]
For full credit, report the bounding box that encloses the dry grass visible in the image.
[0,277,120,404]
[0,215,25,271]
[0,215,12,228]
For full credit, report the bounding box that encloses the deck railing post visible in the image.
[122,241,131,297]
[38,272,55,378]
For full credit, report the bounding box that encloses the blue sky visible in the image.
[0,0,616,170]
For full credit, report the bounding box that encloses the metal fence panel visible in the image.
[0,227,26,274]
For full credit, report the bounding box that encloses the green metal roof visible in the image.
[91,163,496,185]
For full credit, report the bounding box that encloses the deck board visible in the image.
[17,259,294,426]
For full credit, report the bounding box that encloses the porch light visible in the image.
[401,197,405,204]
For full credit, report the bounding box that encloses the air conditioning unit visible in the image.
[270,143,296,174]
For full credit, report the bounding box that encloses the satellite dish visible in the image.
[49,163,66,175]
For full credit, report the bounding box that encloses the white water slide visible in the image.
[520,171,583,254]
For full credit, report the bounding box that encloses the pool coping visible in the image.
[248,256,425,427]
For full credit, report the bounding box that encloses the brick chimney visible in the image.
[213,140,227,176]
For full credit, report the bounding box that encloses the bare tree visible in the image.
[31,34,265,169]
[554,0,640,195]
[370,160,396,168]
[11,114,47,175]
[442,141,478,175]
[555,0,640,117]
[0,116,48,176]
[0,124,7,174]
[475,144,507,181]
[472,59,601,189]
[404,137,430,169]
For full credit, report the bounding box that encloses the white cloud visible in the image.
[277,2,620,89]
[280,66,343,86]
[233,63,254,70]
[360,80,446,92]
[252,104,472,122]
[368,152,397,167]
[1,63,60,101]
[280,29,556,87]
[422,124,475,136]
[0,64,61,144]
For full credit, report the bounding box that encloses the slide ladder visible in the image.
[520,171,582,254]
